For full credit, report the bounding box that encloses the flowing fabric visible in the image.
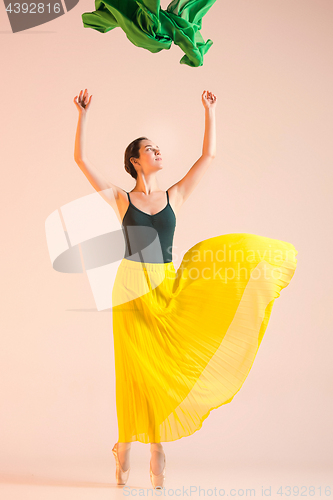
[81,0,217,67]
[112,233,298,443]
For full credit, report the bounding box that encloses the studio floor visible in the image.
[0,460,331,499]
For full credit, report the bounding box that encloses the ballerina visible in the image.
[73,88,297,489]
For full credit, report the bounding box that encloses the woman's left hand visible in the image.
[202,90,217,110]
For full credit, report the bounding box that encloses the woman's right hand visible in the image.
[74,88,92,114]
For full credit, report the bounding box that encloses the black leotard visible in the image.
[121,190,176,264]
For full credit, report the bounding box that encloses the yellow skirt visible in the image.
[112,233,298,443]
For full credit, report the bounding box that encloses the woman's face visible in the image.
[135,139,163,172]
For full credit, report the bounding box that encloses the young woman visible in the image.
[73,89,298,489]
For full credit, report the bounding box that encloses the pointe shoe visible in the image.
[112,442,130,486]
[150,450,166,489]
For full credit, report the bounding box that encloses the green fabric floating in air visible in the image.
[81,0,217,67]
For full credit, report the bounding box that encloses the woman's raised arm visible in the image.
[168,90,217,211]
[73,89,120,208]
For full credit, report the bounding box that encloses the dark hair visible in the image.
[124,137,148,180]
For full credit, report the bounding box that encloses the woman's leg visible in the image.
[117,442,131,471]
[150,442,165,475]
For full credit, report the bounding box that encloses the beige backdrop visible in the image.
[1,0,332,496]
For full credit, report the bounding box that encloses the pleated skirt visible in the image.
[111,233,298,443]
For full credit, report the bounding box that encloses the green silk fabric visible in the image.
[81,0,217,67]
